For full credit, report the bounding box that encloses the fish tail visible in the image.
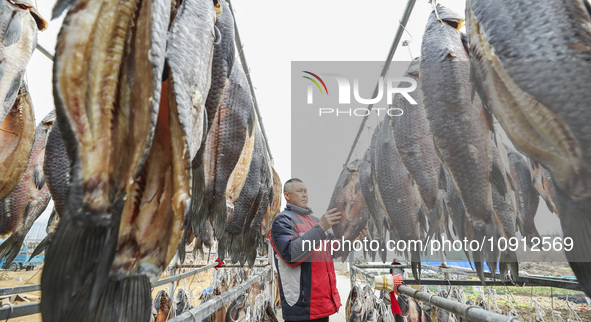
[29,233,53,261]
[217,232,230,262]
[92,275,151,322]
[177,221,189,264]
[499,251,519,283]
[189,150,205,236]
[379,240,387,263]
[411,251,421,281]
[471,220,492,284]
[41,216,119,322]
[522,222,541,247]
[0,233,26,268]
[211,197,227,240]
[194,198,210,238]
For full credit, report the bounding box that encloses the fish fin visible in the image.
[92,276,151,322]
[52,0,78,20]
[29,233,52,261]
[33,168,46,190]
[0,233,26,268]
[438,164,447,191]
[213,25,222,45]
[210,197,227,240]
[2,12,23,47]
[585,0,591,19]
[217,232,230,262]
[506,171,516,192]
[225,31,236,79]
[190,147,205,237]
[40,195,124,322]
[433,140,445,164]
[247,108,256,138]
[544,199,555,214]
[490,163,507,197]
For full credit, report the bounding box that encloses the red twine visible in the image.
[390,274,403,315]
[214,258,225,270]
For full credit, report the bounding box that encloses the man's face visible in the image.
[285,181,308,208]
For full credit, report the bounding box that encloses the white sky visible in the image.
[25,0,559,234]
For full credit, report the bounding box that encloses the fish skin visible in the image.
[0,0,40,125]
[42,116,69,217]
[553,180,591,298]
[0,111,53,266]
[0,83,34,201]
[175,288,191,316]
[391,59,444,240]
[29,208,58,260]
[42,0,169,320]
[205,0,235,129]
[491,139,519,281]
[374,119,423,278]
[200,62,256,239]
[359,150,388,262]
[153,290,172,322]
[467,0,591,201]
[167,0,215,162]
[327,159,369,258]
[262,167,282,239]
[219,127,263,262]
[507,145,541,244]
[421,5,496,281]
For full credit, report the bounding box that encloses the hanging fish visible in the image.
[390,58,444,242]
[467,0,591,202]
[359,149,388,263]
[41,0,170,320]
[506,145,541,245]
[175,288,191,316]
[262,167,282,240]
[0,84,34,202]
[0,0,46,126]
[374,118,424,279]
[490,138,519,282]
[199,61,257,239]
[189,0,236,245]
[153,290,172,322]
[327,158,369,259]
[0,110,53,266]
[467,0,591,296]
[421,5,503,282]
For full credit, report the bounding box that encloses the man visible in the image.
[270,178,344,322]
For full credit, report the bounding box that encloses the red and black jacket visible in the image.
[270,206,341,321]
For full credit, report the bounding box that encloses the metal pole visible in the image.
[35,44,54,61]
[225,0,274,163]
[398,285,518,322]
[344,0,417,165]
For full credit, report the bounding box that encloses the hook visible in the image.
[2,303,13,322]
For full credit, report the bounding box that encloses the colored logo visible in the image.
[302,71,328,95]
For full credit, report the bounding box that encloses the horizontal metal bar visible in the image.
[398,285,518,322]
[354,264,410,269]
[0,284,41,296]
[421,264,584,291]
[170,266,272,322]
[0,302,40,319]
[153,262,218,287]
[178,263,270,269]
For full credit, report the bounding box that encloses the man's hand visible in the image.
[355,226,368,241]
[319,208,341,231]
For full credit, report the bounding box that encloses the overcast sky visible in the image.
[25,0,560,234]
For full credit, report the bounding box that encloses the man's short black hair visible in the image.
[284,178,303,193]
